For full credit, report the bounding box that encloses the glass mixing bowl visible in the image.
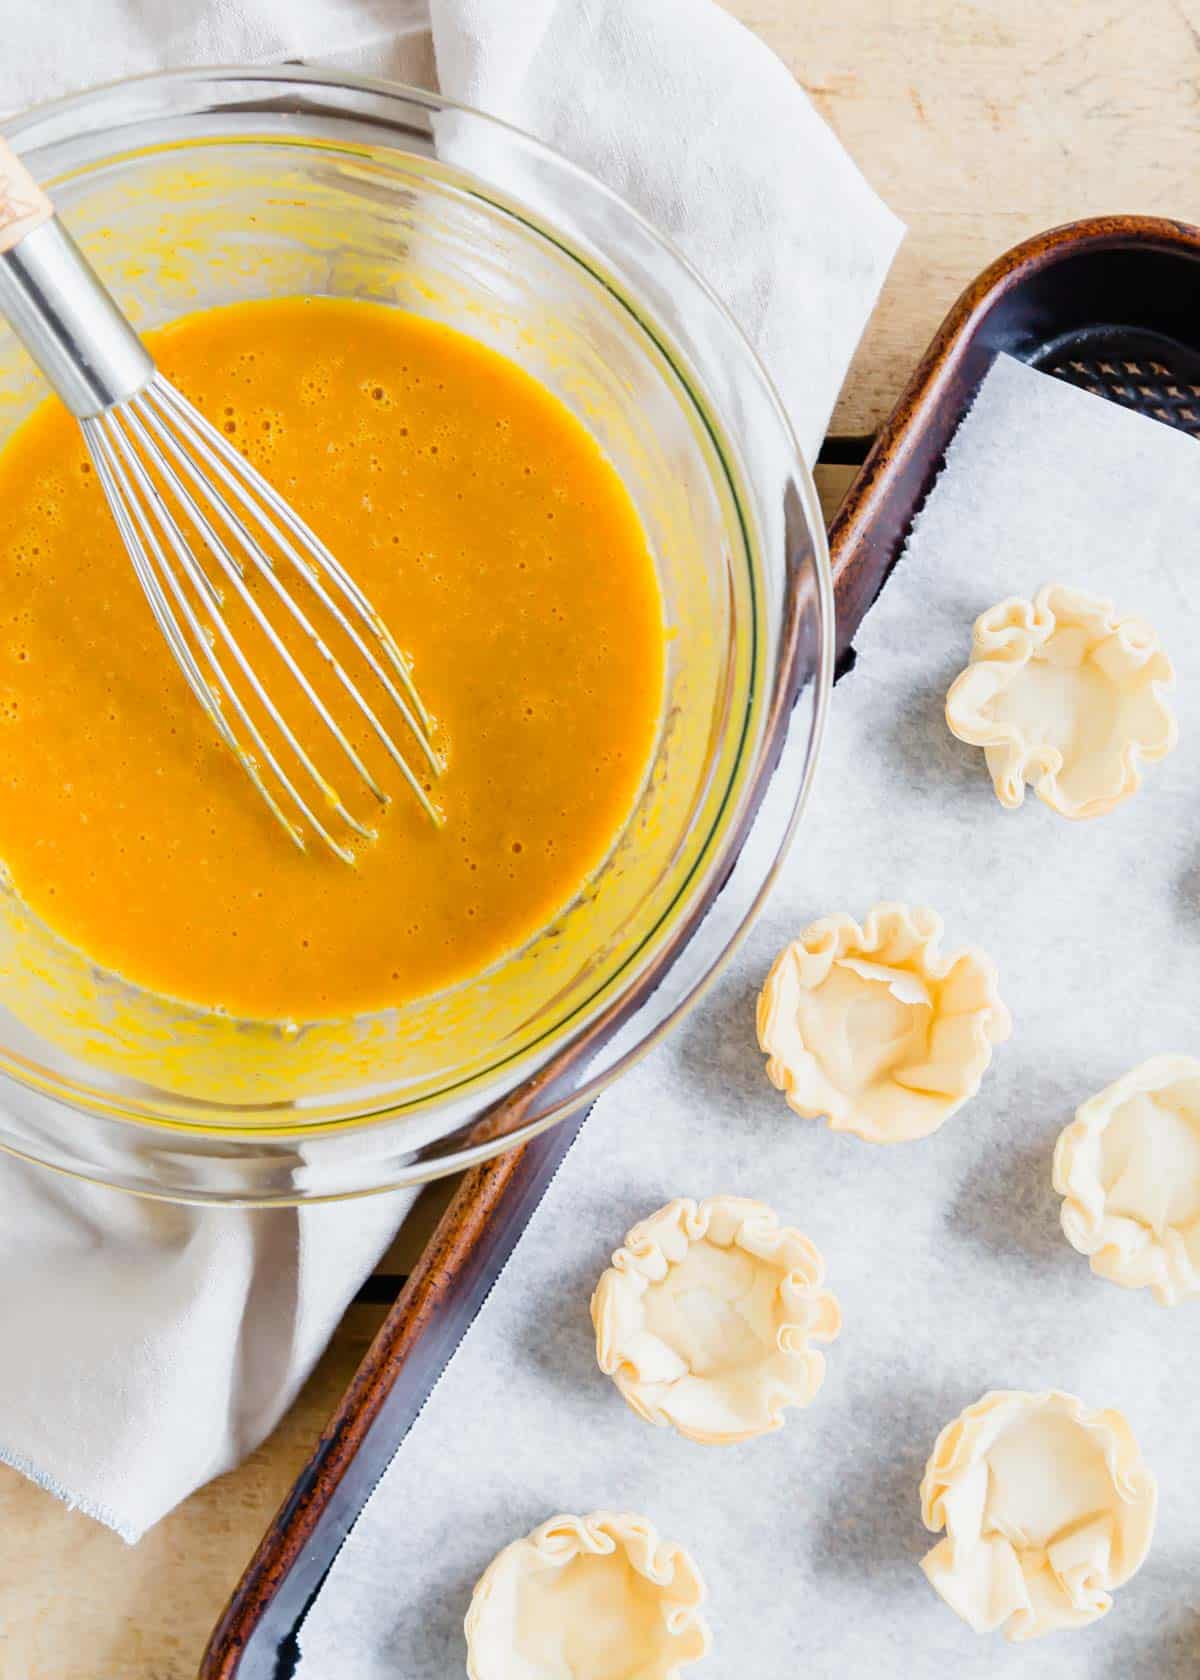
[0,67,832,1202]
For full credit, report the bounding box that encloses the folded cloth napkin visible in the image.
[0,0,900,1541]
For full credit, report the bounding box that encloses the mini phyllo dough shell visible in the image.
[945,583,1177,819]
[757,903,1010,1144]
[1054,1055,1200,1306]
[591,1196,840,1444]
[465,1511,710,1680]
[920,1390,1156,1642]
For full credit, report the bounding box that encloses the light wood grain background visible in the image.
[2,3,1198,1675]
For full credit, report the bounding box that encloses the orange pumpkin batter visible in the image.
[0,298,663,1020]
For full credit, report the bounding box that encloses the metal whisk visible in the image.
[0,139,441,864]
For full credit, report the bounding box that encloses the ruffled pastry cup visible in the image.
[591,1196,840,1444]
[757,903,1010,1144]
[920,1389,1157,1642]
[1054,1055,1200,1306]
[945,583,1177,819]
[465,1511,711,1680]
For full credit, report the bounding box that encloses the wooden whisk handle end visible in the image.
[0,138,52,254]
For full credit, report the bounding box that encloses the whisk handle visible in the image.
[0,137,153,417]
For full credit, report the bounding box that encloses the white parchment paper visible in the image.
[297,356,1200,1678]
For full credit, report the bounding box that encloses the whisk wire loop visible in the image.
[111,400,380,841]
[83,411,358,862]
[150,380,436,742]
[136,380,442,816]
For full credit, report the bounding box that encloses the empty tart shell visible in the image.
[465,1511,710,1680]
[591,1195,840,1444]
[1054,1055,1200,1306]
[945,583,1177,819]
[920,1389,1156,1642]
[757,903,1010,1143]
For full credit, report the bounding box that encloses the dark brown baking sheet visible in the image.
[199,213,1200,1680]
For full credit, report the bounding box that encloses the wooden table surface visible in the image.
[3,4,1200,1675]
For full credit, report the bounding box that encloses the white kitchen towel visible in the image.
[0,1158,410,1541]
[0,0,900,1541]
[0,0,430,110]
